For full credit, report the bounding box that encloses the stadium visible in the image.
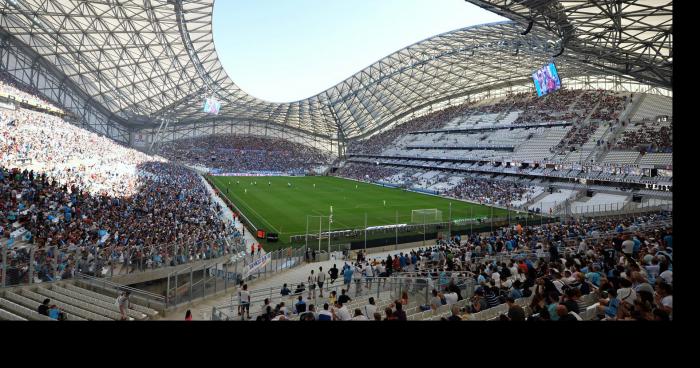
[0,0,672,322]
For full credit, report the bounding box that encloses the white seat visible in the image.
[19,289,110,321]
[3,291,86,321]
[67,284,158,317]
[50,285,146,320]
[0,308,27,321]
[35,287,125,320]
[0,298,54,321]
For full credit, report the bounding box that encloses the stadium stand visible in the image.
[217,210,671,321]
[156,135,332,174]
[0,0,672,322]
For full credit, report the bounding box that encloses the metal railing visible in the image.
[75,272,167,310]
[552,201,671,218]
[1,233,244,289]
[164,245,308,308]
[211,274,475,321]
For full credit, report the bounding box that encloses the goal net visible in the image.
[411,209,443,224]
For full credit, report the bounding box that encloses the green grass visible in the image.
[211,176,520,246]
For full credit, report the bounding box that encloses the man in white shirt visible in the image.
[491,271,501,288]
[509,262,519,280]
[578,239,588,253]
[334,302,352,321]
[317,266,326,297]
[363,297,377,318]
[353,264,363,296]
[621,235,634,256]
[444,291,459,306]
[364,261,374,289]
[308,270,317,299]
[238,284,250,320]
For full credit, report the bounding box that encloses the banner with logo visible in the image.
[244,252,271,277]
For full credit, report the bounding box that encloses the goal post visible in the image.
[411,209,443,224]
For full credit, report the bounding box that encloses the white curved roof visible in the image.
[0,0,671,139]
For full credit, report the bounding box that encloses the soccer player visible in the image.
[268,181,271,186]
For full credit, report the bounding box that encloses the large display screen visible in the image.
[532,63,562,97]
[203,97,222,115]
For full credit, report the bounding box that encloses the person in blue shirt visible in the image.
[343,266,353,289]
[663,232,672,248]
[48,305,61,320]
[509,280,523,299]
[597,288,620,319]
[586,267,601,287]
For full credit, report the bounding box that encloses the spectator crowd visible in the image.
[252,210,672,321]
[156,134,332,174]
[1,96,240,285]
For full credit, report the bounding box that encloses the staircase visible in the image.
[589,93,641,164]
[522,189,551,210]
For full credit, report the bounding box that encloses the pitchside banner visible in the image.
[244,252,271,277]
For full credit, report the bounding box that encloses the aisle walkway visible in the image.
[162,242,429,320]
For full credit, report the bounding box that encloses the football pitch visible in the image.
[210,176,518,245]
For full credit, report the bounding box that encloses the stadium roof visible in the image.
[0,0,671,140]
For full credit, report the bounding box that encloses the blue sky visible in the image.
[213,0,506,102]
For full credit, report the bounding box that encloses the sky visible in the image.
[212,0,506,103]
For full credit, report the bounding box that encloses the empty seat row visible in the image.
[0,307,27,321]
[66,284,158,318]
[0,297,54,321]
[35,287,130,321]
[49,285,147,320]
[19,289,111,321]
[3,291,86,321]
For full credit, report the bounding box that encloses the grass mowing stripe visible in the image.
[215,177,281,234]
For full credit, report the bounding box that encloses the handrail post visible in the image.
[28,247,35,285]
[190,268,194,303]
[165,274,170,308]
[1,241,6,287]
